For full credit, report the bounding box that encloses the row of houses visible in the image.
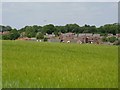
[59,33,101,44]
[46,33,120,44]
[17,33,102,44]
[1,31,120,44]
[0,31,9,35]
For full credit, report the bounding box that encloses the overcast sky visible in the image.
[1,2,118,29]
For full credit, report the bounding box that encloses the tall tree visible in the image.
[9,29,20,40]
[42,24,55,34]
[36,32,44,40]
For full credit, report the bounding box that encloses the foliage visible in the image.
[24,26,37,38]
[102,37,108,42]
[108,36,118,43]
[9,29,20,40]
[43,37,48,42]
[0,35,2,40]
[102,36,118,43]
[0,25,12,32]
[100,33,108,36]
[0,23,119,40]
[65,24,80,33]
[36,32,44,40]
[116,39,120,45]
[2,34,10,40]
[42,24,55,34]
[98,23,118,35]
[2,29,20,40]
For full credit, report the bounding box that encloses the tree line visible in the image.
[0,23,119,40]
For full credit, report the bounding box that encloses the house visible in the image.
[48,37,60,42]
[59,33,101,44]
[45,33,55,39]
[59,33,75,43]
[20,32,26,38]
[30,38,36,41]
[76,33,101,44]
[108,34,113,37]
[0,31,9,35]
[17,37,31,40]
[116,34,120,38]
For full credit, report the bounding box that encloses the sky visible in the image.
[1,1,119,29]
[1,0,119,2]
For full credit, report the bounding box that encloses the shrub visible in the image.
[102,37,108,42]
[108,36,117,43]
[36,32,44,40]
[44,37,48,42]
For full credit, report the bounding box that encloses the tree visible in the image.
[102,36,108,42]
[25,26,37,38]
[65,24,80,33]
[9,29,20,40]
[42,24,55,34]
[115,39,120,45]
[36,32,44,40]
[0,35,2,40]
[55,26,66,33]
[2,34,10,40]
[89,26,97,33]
[98,23,118,35]
[108,36,117,43]
[44,37,48,42]
[0,25,12,32]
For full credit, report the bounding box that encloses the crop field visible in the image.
[2,40,118,88]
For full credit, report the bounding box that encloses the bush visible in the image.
[113,39,120,45]
[44,37,48,42]
[0,35,2,40]
[102,37,108,42]
[2,34,10,40]
[100,33,108,36]
[36,32,44,40]
[108,36,117,43]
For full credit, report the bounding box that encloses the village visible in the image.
[1,24,120,45]
[15,32,120,45]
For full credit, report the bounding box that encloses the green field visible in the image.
[2,40,118,88]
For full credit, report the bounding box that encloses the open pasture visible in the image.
[2,40,118,88]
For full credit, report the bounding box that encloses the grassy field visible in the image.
[2,40,118,88]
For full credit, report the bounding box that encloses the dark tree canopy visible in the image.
[0,23,119,40]
[36,32,44,40]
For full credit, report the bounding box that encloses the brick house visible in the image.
[0,31,9,35]
[59,33,101,44]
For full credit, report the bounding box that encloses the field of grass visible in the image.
[2,40,118,88]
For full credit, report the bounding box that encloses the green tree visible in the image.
[108,36,117,43]
[2,34,10,40]
[65,24,80,33]
[25,26,37,38]
[9,29,20,40]
[102,36,108,42]
[1,25,12,32]
[42,24,55,34]
[36,32,44,40]
[44,37,48,42]
[55,26,66,33]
